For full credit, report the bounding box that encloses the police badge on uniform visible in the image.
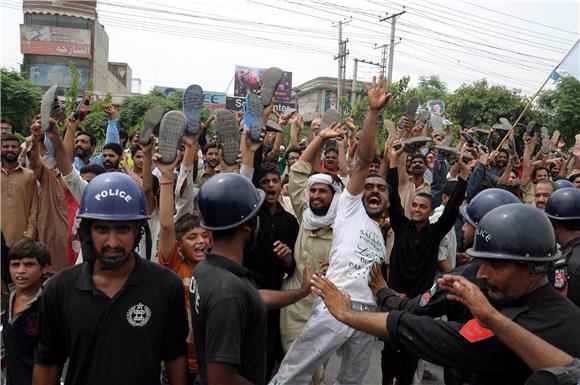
[126,303,152,327]
[553,258,569,297]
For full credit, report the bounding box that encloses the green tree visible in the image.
[416,75,448,102]
[63,61,81,116]
[0,68,42,132]
[537,76,580,146]
[117,90,183,135]
[447,79,530,129]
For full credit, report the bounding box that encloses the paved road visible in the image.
[325,340,445,385]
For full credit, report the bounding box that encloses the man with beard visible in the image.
[102,143,123,171]
[397,152,431,217]
[190,173,312,385]
[312,204,580,385]
[270,74,391,385]
[33,172,189,385]
[66,103,121,171]
[195,142,221,187]
[487,148,509,185]
[534,180,557,211]
[279,122,345,385]
[381,142,470,385]
[1,134,38,247]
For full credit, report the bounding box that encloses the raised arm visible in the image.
[387,144,408,229]
[497,153,516,185]
[156,151,182,264]
[432,156,470,239]
[140,138,156,215]
[347,74,391,196]
[299,123,343,173]
[28,120,46,179]
[521,134,536,186]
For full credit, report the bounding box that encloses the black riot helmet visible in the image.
[545,188,580,221]
[197,173,265,231]
[467,204,560,263]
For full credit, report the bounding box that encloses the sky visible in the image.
[1,0,579,96]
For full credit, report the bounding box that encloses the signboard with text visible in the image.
[203,91,226,108]
[226,96,295,115]
[234,65,292,102]
[20,24,91,59]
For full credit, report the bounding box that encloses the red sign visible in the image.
[20,24,91,59]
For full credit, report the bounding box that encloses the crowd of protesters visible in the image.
[1,69,579,385]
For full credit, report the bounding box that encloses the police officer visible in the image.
[312,204,580,385]
[33,172,188,385]
[190,173,311,385]
[371,188,522,321]
[545,187,580,307]
[370,188,522,385]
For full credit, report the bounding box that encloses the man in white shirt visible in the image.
[270,75,391,385]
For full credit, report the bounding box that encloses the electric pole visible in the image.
[351,58,382,106]
[334,18,350,113]
[373,44,388,75]
[380,10,405,81]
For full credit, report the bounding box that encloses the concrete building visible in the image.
[20,1,132,98]
[293,76,364,122]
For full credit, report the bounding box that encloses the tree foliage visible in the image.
[1,68,42,132]
[537,76,580,146]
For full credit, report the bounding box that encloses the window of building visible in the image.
[26,13,90,29]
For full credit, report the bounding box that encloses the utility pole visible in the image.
[351,58,382,106]
[334,18,350,113]
[373,44,388,75]
[380,10,405,81]
[351,59,358,106]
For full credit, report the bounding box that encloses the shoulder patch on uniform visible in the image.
[419,283,438,307]
[460,319,494,343]
[419,291,431,307]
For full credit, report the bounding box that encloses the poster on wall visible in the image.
[29,64,89,89]
[234,65,292,102]
[20,25,92,59]
[226,96,295,115]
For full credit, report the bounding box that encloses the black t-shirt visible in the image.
[190,253,267,385]
[35,256,188,385]
[387,167,468,297]
[243,202,299,291]
[2,293,40,385]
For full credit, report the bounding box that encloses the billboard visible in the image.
[153,86,226,109]
[234,65,292,102]
[20,24,91,59]
[29,64,89,89]
[226,96,295,115]
[203,91,226,108]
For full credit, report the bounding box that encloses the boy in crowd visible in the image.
[3,238,50,385]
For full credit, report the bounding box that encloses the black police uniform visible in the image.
[552,236,580,307]
[386,283,580,385]
[190,253,267,385]
[377,260,483,323]
[35,255,188,385]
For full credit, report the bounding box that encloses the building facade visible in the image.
[20,1,132,97]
